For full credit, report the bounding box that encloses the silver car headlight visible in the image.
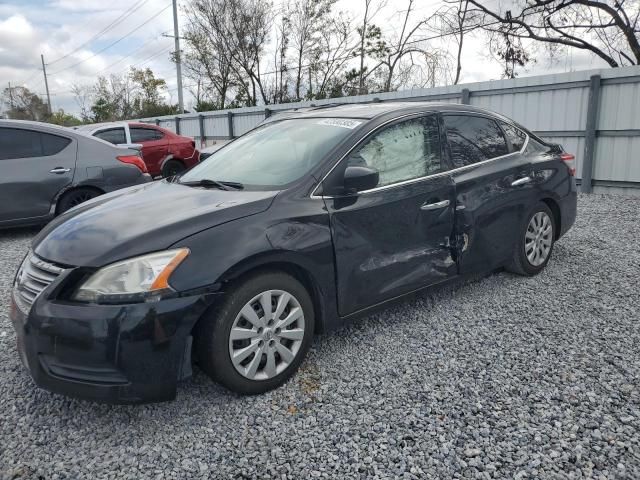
[73,248,189,304]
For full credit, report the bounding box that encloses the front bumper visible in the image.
[10,290,216,404]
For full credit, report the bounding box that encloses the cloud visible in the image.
[0,0,615,117]
[0,1,176,114]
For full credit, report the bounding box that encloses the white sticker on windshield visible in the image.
[317,118,363,129]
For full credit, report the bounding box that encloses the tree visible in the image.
[353,0,388,95]
[437,0,474,84]
[71,84,93,122]
[288,0,337,100]
[90,74,135,122]
[82,67,174,122]
[129,67,176,117]
[181,22,235,109]
[307,12,355,99]
[490,26,533,78]
[373,0,435,92]
[1,86,49,121]
[272,12,291,103]
[467,0,640,68]
[48,109,82,127]
[186,0,273,106]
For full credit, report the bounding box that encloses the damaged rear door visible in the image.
[441,113,534,274]
[323,113,457,316]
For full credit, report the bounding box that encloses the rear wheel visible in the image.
[162,159,186,178]
[507,202,556,276]
[56,188,101,215]
[195,272,314,394]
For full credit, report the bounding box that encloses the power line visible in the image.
[47,0,151,66]
[95,36,168,75]
[44,46,175,96]
[107,45,173,77]
[128,46,173,70]
[48,3,172,75]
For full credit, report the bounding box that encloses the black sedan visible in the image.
[10,103,577,403]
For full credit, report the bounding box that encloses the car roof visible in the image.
[74,121,127,131]
[0,118,87,135]
[128,122,160,128]
[269,101,510,122]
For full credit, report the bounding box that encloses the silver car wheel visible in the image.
[525,211,553,267]
[228,290,305,381]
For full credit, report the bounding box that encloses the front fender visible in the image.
[169,209,341,332]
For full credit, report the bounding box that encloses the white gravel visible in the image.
[1,193,639,479]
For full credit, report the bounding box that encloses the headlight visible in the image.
[73,248,189,304]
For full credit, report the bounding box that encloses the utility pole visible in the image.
[8,82,14,109]
[41,54,52,115]
[171,0,184,113]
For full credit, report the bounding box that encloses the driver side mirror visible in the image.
[344,166,379,193]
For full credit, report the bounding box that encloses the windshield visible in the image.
[180,118,363,189]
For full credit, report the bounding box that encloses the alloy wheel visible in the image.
[525,211,553,267]
[68,191,96,207]
[228,290,305,381]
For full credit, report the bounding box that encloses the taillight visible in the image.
[117,155,147,173]
[560,153,576,176]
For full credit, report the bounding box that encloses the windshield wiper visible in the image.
[178,179,244,190]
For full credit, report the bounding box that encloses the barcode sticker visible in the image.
[317,119,363,129]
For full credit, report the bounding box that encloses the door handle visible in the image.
[50,167,71,174]
[420,199,450,211]
[511,176,532,187]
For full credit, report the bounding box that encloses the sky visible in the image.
[0,0,608,117]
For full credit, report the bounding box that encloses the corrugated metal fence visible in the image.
[140,65,640,195]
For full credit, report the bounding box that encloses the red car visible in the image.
[78,122,200,177]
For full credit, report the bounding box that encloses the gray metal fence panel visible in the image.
[179,117,200,138]
[158,119,175,132]
[234,112,265,136]
[203,115,229,138]
[595,136,640,182]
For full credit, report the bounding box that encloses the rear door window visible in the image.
[130,127,164,142]
[443,115,509,167]
[0,128,70,160]
[0,128,42,160]
[499,121,527,151]
[95,128,126,144]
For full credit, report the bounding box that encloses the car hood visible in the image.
[33,181,278,267]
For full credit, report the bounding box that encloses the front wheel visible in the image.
[507,202,556,276]
[195,272,314,394]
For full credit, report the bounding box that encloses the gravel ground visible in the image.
[1,193,639,480]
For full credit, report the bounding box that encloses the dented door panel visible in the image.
[451,154,534,274]
[326,175,457,316]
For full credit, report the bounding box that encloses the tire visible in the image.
[56,188,101,215]
[507,202,556,276]
[162,159,186,178]
[195,271,315,394]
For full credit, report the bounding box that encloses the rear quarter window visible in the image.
[499,121,527,151]
[41,132,71,155]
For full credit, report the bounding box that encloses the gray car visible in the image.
[0,119,151,228]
